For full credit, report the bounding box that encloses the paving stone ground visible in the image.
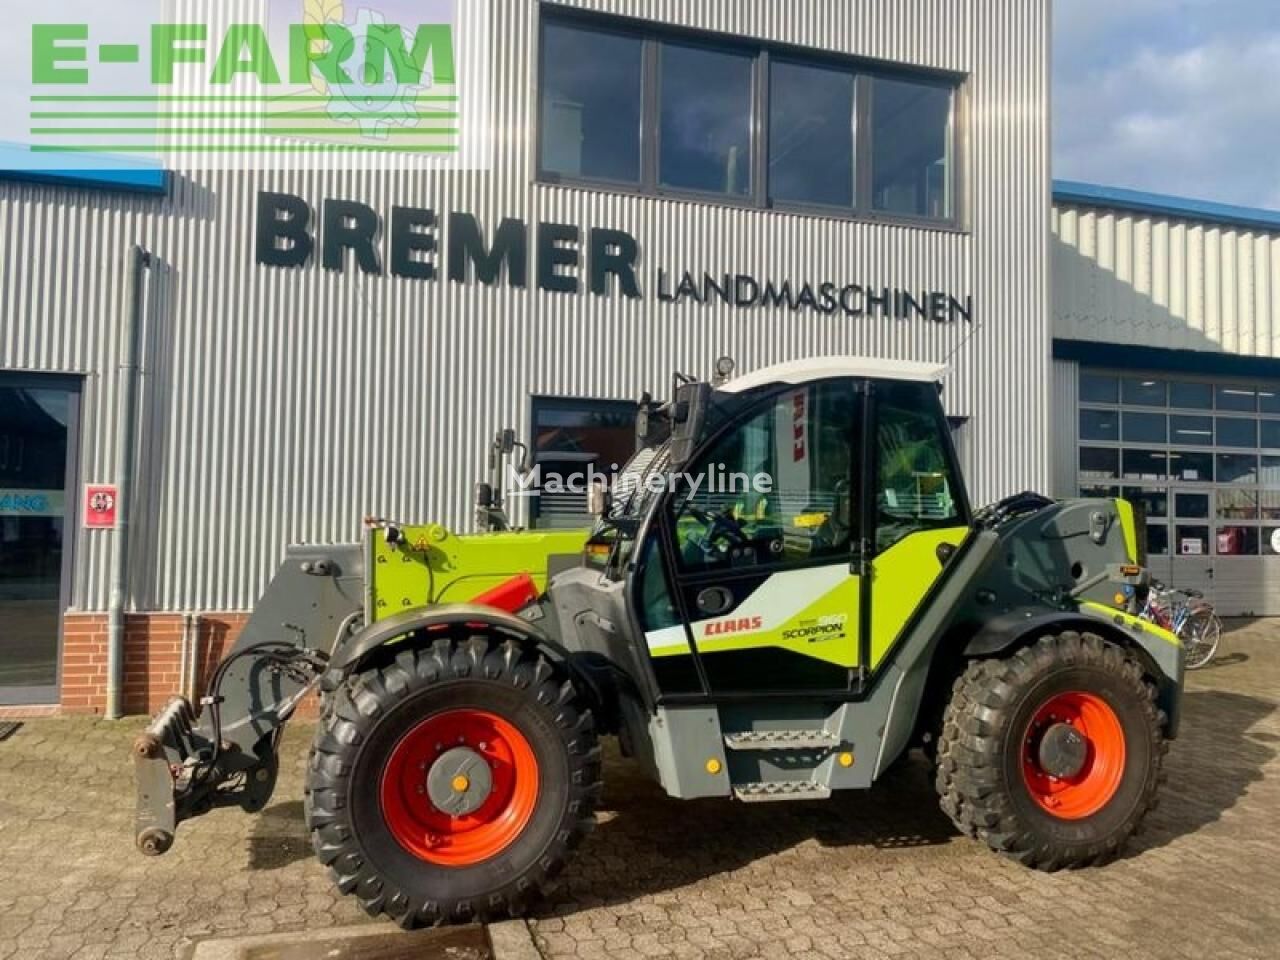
[1,621,1277,960]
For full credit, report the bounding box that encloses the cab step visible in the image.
[733,780,832,803]
[723,730,838,751]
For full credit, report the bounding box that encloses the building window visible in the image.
[1171,381,1213,410]
[1171,451,1213,483]
[1261,420,1280,449]
[530,398,638,529]
[1217,454,1258,485]
[1122,377,1167,407]
[1080,409,1118,442]
[1080,373,1119,404]
[1262,456,1280,486]
[768,60,856,208]
[1175,493,1210,519]
[1171,415,1213,445]
[1217,418,1258,448]
[539,22,644,184]
[1216,386,1257,413]
[658,42,755,196]
[1076,368,1280,564]
[1122,449,1167,481]
[870,76,953,219]
[1079,447,1119,481]
[1122,412,1166,444]
[537,12,961,226]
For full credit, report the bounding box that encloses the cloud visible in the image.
[1053,1,1280,209]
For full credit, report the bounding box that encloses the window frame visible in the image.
[535,16,649,193]
[865,71,959,224]
[652,35,761,204]
[764,52,858,215]
[527,394,640,529]
[535,7,965,231]
[869,377,973,554]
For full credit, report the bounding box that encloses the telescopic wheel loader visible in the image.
[135,356,1183,928]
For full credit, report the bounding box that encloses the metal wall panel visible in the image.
[1054,202,1280,355]
[1050,359,1078,499]
[0,0,1051,613]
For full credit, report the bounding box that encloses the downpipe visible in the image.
[106,245,153,719]
[177,612,203,704]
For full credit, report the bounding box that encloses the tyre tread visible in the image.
[935,632,1166,870]
[304,632,602,927]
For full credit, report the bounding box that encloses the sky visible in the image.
[1054,0,1280,210]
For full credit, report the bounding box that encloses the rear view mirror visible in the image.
[587,481,610,519]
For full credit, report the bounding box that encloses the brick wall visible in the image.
[60,612,249,715]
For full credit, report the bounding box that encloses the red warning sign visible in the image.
[84,485,118,530]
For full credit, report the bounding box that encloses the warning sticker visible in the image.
[84,485,118,530]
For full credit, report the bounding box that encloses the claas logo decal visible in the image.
[703,616,764,637]
[792,390,807,462]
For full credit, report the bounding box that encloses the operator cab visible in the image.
[558,356,972,703]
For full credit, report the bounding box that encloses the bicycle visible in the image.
[1139,581,1223,670]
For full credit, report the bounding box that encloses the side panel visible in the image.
[869,526,970,667]
[368,525,589,620]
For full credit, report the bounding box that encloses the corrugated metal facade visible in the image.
[0,0,1052,615]
[1054,202,1280,354]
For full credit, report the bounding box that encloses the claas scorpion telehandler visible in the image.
[134,356,1183,927]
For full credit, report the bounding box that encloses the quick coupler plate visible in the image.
[133,696,198,856]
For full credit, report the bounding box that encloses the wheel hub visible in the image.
[1020,690,1126,820]
[1036,722,1088,779]
[379,708,540,866]
[426,746,493,816]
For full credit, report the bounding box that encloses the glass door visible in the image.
[1170,488,1214,602]
[0,377,78,704]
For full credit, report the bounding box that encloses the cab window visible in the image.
[874,380,963,551]
[673,380,859,572]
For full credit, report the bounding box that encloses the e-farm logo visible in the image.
[18,0,487,169]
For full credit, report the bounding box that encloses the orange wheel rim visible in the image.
[379,709,539,866]
[1020,691,1125,820]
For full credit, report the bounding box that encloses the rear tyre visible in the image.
[305,632,602,927]
[936,632,1166,869]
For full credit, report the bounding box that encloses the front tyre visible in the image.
[936,632,1166,869]
[305,633,602,927]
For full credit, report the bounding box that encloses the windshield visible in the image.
[592,387,748,539]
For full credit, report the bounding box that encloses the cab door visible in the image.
[646,379,864,695]
[866,380,973,669]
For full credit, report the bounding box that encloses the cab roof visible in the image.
[718,356,948,394]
